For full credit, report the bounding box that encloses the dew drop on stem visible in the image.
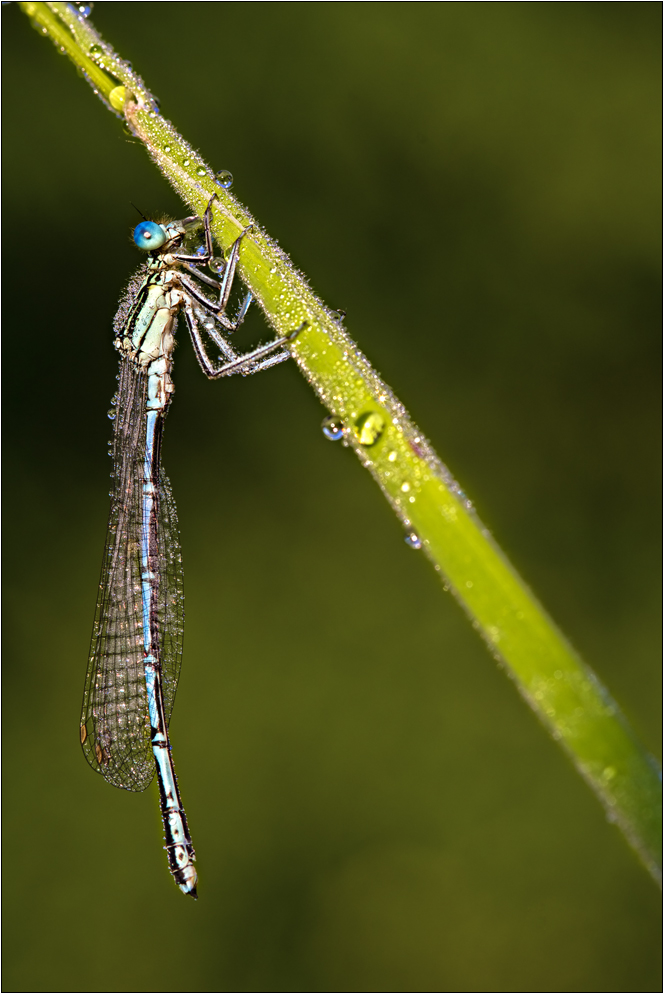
[354,411,386,446]
[321,416,344,441]
[214,169,234,190]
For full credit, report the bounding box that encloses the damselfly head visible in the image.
[133,221,167,251]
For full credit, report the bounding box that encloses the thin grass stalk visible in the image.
[19,0,662,883]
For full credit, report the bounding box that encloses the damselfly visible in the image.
[80,198,301,897]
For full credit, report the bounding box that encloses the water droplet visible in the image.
[163,144,172,153]
[214,169,233,190]
[107,408,117,420]
[182,158,191,167]
[465,580,473,588]
[387,451,397,462]
[401,482,410,493]
[196,166,207,177]
[108,85,127,111]
[321,415,344,441]
[208,257,225,276]
[353,411,385,446]
[89,43,103,57]
[77,2,93,15]
[405,532,422,550]
[603,766,616,781]
[334,309,346,321]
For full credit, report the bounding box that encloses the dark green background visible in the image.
[2,3,661,991]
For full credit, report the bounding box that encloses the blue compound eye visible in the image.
[133,221,167,251]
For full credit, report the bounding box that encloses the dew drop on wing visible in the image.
[405,532,422,550]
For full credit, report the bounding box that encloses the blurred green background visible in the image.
[2,3,661,991]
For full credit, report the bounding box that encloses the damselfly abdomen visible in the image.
[80,199,301,897]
